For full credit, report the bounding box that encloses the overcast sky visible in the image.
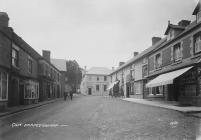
[0,0,198,69]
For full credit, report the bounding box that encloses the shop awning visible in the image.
[146,66,193,88]
[107,81,119,90]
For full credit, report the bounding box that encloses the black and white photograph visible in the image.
[0,0,201,139]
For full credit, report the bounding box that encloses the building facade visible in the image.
[80,67,111,96]
[145,2,201,106]
[0,12,63,111]
[51,58,68,97]
[109,1,201,106]
[0,12,11,110]
[38,51,62,102]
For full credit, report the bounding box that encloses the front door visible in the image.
[88,88,92,95]
[126,86,130,98]
[19,84,24,105]
[9,78,19,106]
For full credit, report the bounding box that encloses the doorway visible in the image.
[126,86,130,98]
[19,84,24,105]
[88,88,92,95]
[9,78,19,106]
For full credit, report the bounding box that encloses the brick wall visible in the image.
[162,47,171,67]
[0,32,11,68]
[19,48,38,78]
[182,37,192,59]
[148,56,154,72]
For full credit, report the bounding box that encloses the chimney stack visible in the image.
[152,37,161,46]
[133,52,139,57]
[42,50,51,62]
[119,62,125,67]
[178,20,191,27]
[0,12,9,27]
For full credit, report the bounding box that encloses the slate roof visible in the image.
[51,59,67,71]
[164,24,185,35]
[86,67,112,75]
[110,37,167,75]
[193,1,201,15]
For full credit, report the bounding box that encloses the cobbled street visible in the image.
[0,95,200,140]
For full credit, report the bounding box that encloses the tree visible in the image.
[66,60,82,93]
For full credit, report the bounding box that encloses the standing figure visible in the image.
[65,84,72,100]
[70,92,73,100]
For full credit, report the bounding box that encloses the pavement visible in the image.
[0,94,82,118]
[0,98,63,118]
[0,95,200,140]
[122,98,201,113]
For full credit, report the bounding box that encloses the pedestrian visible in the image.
[70,92,73,100]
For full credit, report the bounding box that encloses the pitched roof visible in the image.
[110,37,167,75]
[164,24,185,35]
[86,67,112,75]
[12,32,42,60]
[51,59,67,71]
[193,1,201,15]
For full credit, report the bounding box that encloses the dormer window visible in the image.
[167,30,174,41]
[197,11,201,23]
[193,1,201,23]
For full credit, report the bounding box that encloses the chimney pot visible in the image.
[42,50,51,62]
[152,37,161,46]
[119,62,125,67]
[0,12,9,27]
[178,20,191,27]
[133,52,139,57]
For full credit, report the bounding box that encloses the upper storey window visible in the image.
[194,32,201,54]
[155,53,162,69]
[173,43,182,62]
[12,48,19,67]
[197,11,201,23]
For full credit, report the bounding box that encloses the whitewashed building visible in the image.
[80,67,112,96]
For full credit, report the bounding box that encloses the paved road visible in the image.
[0,95,200,140]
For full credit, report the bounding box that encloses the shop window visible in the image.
[28,58,33,73]
[149,86,163,96]
[173,43,182,62]
[134,82,142,95]
[104,85,107,91]
[96,85,99,91]
[12,48,19,67]
[0,72,8,100]
[24,81,39,99]
[155,53,162,69]
[194,32,201,54]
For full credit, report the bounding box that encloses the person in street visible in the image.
[65,84,72,100]
[70,91,73,100]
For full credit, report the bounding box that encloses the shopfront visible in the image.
[0,70,8,110]
[146,65,201,106]
[178,66,201,106]
[21,80,39,105]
